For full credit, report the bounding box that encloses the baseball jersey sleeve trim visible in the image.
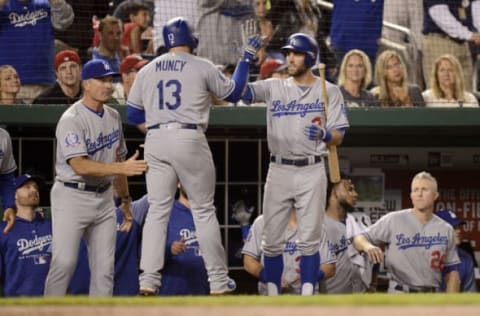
[64,152,89,161]
[443,263,460,274]
[240,249,261,261]
[127,105,146,125]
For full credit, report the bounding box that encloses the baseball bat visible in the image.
[318,63,341,183]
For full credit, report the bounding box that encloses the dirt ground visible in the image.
[1,305,479,316]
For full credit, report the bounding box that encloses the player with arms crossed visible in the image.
[353,171,460,293]
[242,33,349,295]
[44,59,147,296]
[126,17,261,295]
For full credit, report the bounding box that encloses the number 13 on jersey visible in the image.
[158,79,182,110]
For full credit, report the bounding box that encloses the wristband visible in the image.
[121,195,132,202]
[322,129,332,142]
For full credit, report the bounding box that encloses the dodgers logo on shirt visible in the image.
[65,132,80,148]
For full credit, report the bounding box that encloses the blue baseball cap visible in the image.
[435,209,466,227]
[15,174,43,190]
[81,59,119,80]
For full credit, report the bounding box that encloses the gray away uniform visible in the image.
[127,51,237,293]
[44,102,127,296]
[247,77,349,257]
[242,215,336,295]
[360,209,460,292]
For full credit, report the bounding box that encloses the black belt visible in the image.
[394,284,436,293]
[148,123,198,130]
[63,182,111,193]
[270,155,322,167]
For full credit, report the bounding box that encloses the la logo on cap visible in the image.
[102,61,111,71]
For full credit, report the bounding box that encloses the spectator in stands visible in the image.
[113,0,154,24]
[91,16,127,83]
[422,54,479,107]
[329,0,384,73]
[435,209,477,292]
[0,65,23,105]
[121,2,153,55]
[269,0,336,80]
[91,15,127,101]
[370,50,425,107]
[54,1,112,63]
[119,54,148,103]
[254,0,273,66]
[257,56,288,80]
[338,49,378,107]
[34,50,82,105]
[422,0,480,92]
[0,174,50,296]
[159,184,210,295]
[0,0,74,103]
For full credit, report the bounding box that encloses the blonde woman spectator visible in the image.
[422,54,479,108]
[0,65,22,105]
[370,50,425,107]
[338,50,378,107]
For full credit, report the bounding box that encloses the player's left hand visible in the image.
[2,207,16,234]
[243,35,262,63]
[119,200,133,232]
[304,124,327,141]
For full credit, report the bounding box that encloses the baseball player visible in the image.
[242,211,336,295]
[160,184,209,295]
[126,17,261,295]
[353,171,461,293]
[68,195,149,296]
[435,209,477,292]
[44,59,147,297]
[0,127,17,231]
[0,174,50,296]
[324,176,356,293]
[242,33,349,295]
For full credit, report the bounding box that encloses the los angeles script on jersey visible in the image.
[85,129,120,155]
[271,99,325,117]
[395,233,448,250]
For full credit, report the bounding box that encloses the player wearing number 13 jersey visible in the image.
[126,17,261,295]
[353,171,460,293]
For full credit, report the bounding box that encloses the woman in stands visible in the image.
[370,50,424,107]
[422,54,478,107]
[0,65,23,105]
[338,49,378,107]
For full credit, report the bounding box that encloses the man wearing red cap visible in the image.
[33,50,82,105]
[119,54,148,103]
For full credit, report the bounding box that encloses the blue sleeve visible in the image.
[224,60,250,103]
[443,263,460,274]
[132,195,149,226]
[127,105,146,125]
[0,172,16,209]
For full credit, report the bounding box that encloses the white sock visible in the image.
[267,282,279,296]
[301,283,314,296]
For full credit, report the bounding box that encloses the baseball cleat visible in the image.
[139,287,156,296]
[210,278,236,295]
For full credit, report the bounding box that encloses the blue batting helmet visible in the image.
[163,17,198,49]
[281,33,319,68]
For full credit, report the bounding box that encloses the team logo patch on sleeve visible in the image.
[65,132,80,147]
